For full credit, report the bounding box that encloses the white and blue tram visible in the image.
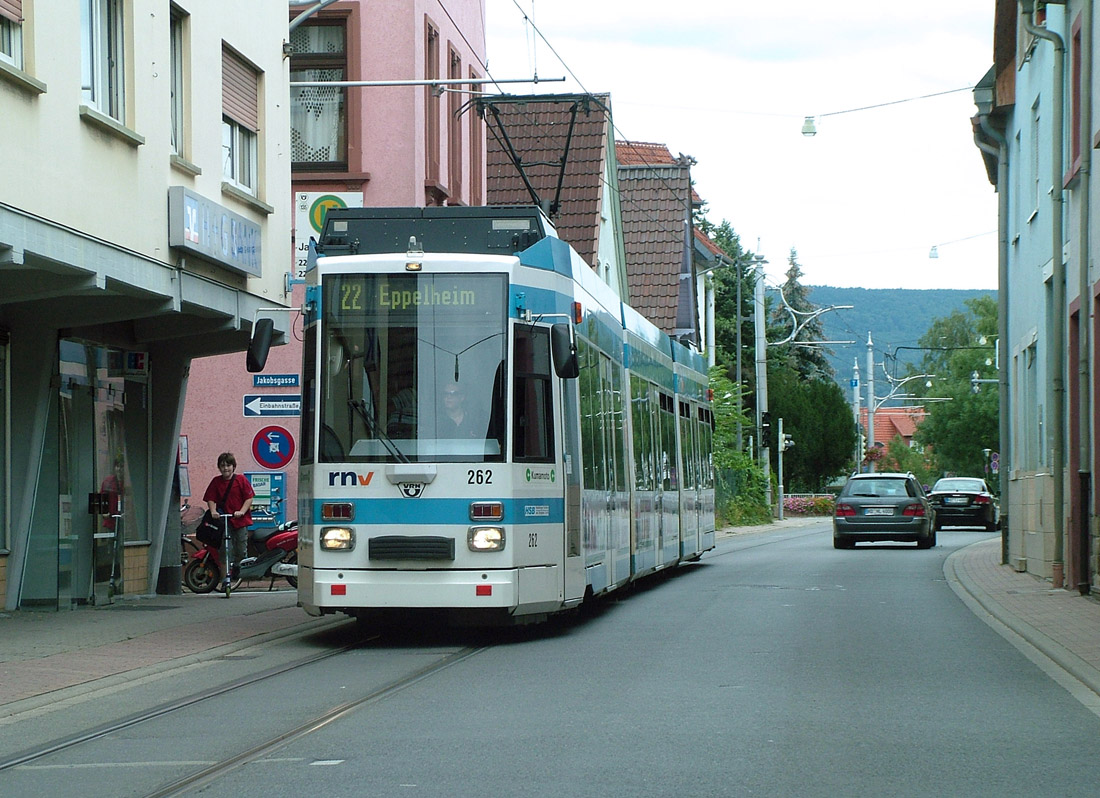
[251,206,715,624]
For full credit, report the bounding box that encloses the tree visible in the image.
[912,296,999,480]
[709,368,770,525]
[767,367,858,491]
[879,435,937,487]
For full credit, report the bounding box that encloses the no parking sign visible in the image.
[252,425,295,469]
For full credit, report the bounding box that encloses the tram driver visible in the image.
[439,382,478,439]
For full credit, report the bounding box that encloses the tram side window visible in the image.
[630,375,655,491]
[579,339,606,491]
[679,401,695,490]
[513,326,554,463]
[659,392,677,491]
[698,407,714,489]
[606,356,627,492]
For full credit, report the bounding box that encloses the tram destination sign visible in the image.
[243,394,302,417]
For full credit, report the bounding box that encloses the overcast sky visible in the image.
[482,1,997,291]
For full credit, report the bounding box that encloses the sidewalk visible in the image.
[945,535,1100,698]
[0,585,342,716]
[3,526,1100,716]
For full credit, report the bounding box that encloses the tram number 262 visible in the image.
[467,469,493,485]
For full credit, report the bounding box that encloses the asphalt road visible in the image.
[9,522,1100,797]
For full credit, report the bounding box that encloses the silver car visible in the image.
[833,472,936,549]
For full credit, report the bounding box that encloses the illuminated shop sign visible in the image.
[168,186,262,277]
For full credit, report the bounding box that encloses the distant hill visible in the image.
[805,286,996,389]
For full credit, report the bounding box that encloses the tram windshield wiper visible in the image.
[348,399,410,463]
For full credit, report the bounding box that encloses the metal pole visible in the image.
[735,267,743,450]
[754,265,771,508]
[706,276,716,369]
[866,332,876,472]
[778,417,786,520]
[289,0,341,32]
[289,77,562,88]
[852,357,861,471]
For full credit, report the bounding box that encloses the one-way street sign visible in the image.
[243,394,301,417]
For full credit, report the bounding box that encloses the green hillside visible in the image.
[806,286,997,387]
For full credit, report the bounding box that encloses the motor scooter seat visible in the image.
[252,527,279,545]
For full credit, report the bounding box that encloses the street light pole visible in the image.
[866,332,876,471]
[735,266,743,450]
[753,258,772,508]
[778,416,786,520]
[852,357,861,471]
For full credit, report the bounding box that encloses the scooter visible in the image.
[182,516,238,595]
[182,519,298,594]
[237,519,298,588]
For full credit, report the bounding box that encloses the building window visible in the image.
[468,67,483,206]
[290,23,347,170]
[448,46,462,201]
[425,19,440,184]
[1031,98,1041,219]
[222,116,257,192]
[222,46,259,194]
[1071,18,1082,173]
[81,0,126,121]
[169,7,186,156]
[0,1,23,69]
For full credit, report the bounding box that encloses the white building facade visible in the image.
[977,0,1100,591]
[0,0,292,609]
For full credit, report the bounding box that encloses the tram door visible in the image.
[678,401,698,556]
[657,393,679,565]
[628,376,659,574]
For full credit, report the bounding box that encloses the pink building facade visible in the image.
[181,0,487,531]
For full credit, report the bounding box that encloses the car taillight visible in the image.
[973,495,992,505]
[835,503,856,517]
[903,503,926,517]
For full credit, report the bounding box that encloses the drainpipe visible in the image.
[1076,1,1092,594]
[1023,2,1066,588]
[973,74,1010,566]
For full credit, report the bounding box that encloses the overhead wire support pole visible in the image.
[770,286,854,347]
[753,258,771,509]
[289,76,566,89]
[289,0,341,32]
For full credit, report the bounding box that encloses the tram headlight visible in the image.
[320,526,355,551]
[468,526,505,552]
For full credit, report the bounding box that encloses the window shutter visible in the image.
[0,0,22,24]
[222,46,259,131]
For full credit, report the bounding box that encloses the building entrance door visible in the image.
[59,342,131,607]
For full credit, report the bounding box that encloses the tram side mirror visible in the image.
[551,323,579,379]
[246,318,275,373]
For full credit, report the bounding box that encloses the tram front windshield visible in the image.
[319,273,507,463]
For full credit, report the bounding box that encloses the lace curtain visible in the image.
[290,25,346,164]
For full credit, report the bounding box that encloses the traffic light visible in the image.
[761,412,772,448]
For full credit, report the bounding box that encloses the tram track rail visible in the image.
[145,644,489,798]
[0,641,359,773]
[0,635,491,798]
